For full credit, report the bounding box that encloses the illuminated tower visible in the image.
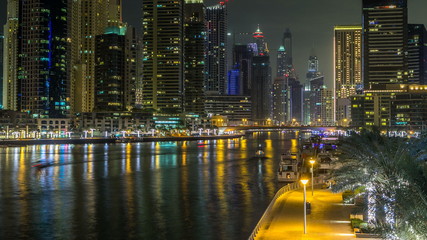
[334,25,362,125]
[253,25,269,56]
[277,46,287,77]
[17,0,70,118]
[206,2,227,95]
[362,0,408,88]
[3,0,19,111]
[142,0,184,112]
[184,0,206,114]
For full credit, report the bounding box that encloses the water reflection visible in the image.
[0,132,300,240]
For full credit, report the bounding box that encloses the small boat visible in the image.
[255,144,265,158]
[277,151,300,182]
[32,160,54,169]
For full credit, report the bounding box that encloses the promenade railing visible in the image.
[248,177,324,240]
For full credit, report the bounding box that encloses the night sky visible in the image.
[1,0,426,87]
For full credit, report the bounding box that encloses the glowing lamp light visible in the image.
[300,179,309,185]
[309,159,315,165]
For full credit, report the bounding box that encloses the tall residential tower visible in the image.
[142,0,184,113]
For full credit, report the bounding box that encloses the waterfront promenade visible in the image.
[254,188,363,240]
[0,134,244,146]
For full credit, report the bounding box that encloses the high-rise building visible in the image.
[362,0,408,88]
[309,76,324,125]
[334,25,362,99]
[206,3,227,95]
[0,35,4,109]
[277,46,287,77]
[184,0,206,115]
[306,54,324,125]
[273,76,303,125]
[3,0,19,111]
[142,0,184,113]
[95,27,126,111]
[251,55,271,123]
[124,26,142,111]
[334,25,362,124]
[282,28,293,71]
[231,44,253,95]
[408,24,427,84]
[17,0,70,118]
[320,88,334,126]
[227,67,240,95]
[70,0,122,113]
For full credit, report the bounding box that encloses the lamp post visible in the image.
[300,179,309,234]
[309,159,316,196]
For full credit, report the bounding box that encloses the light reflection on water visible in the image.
[0,132,302,240]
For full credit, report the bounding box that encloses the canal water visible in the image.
[0,132,302,240]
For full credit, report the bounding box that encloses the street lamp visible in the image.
[309,159,316,196]
[300,179,309,234]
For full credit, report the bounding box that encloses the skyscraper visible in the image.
[17,0,70,118]
[70,0,122,113]
[334,25,362,124]
[251,55,271,123]
[282,28,293,71]
[142,0,184,113]
[277,46,287,77]
[3,0,19,111]
[95,27,126,111]
[408,24,427,84]
[231,44,253,95]
[251,26,271,123]
[206,3,227,95]
[362,0,408,88]
[273,76,303,125]
[184,0,206,115]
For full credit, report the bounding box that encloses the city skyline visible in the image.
[1,0,426,87]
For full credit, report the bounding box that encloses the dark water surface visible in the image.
[0,132,300,240]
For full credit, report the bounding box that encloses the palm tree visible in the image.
[332,129,427,239]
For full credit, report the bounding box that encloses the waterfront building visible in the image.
[17,0,70,118]
[351,84,427,129]
[142,0,184,113]
[3,0,19,111]
[362,0,408,88]
[334,25,362,125]
[184,0,206,115]
[206,3,227,95]
[205,95,252,125]
[0,110,37,133]
[408,24,427,84]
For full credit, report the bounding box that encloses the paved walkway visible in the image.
[255,188,357,240]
